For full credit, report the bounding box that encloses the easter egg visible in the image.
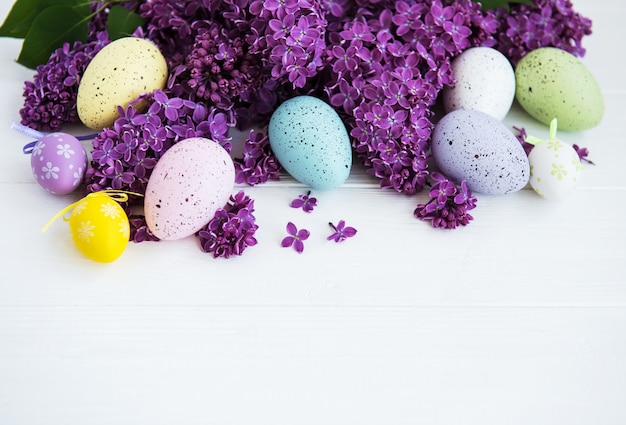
[268,96,352,190]
[527,120,583,200]
[144,138,235,241]
[77,37,168,130]
[515,47,604,131]
[529,139,582,200]
[30,132,87,195]
[443,47,516,120]
[432,109,530,195]
[68,193,130,263]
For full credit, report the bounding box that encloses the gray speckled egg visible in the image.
[443,47,516,121]
[515,47,604,131]
[432,109,530,195]
[144,138,234,241]
[268,96,352,190]
[77,37,168,130]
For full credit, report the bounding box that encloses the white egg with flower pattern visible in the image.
[529,138,583,200]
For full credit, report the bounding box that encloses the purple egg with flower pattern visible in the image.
[30,133,87,195]
[431,110,530,195]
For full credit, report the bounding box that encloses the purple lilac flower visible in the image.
[327,220,357,242]
[414,172,477,229]
[513,125,535,156]
[281,222,310,253]
[573,144,594,165]
[129,215,160,243]
[198,191,259,258]
[85,90,231,196]
[20,31,109,131]
[234,129,282,185]
[493,0,593,65]
[322,0,498,196]
[290,191,318,213]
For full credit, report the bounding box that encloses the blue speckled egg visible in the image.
[268,96,352,190]
[432,110,530,195]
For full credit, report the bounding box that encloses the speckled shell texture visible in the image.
[432,109,530,195]
[443,47,516,121]
[77,37,167,130]
[515,47,604,131]
[268,96,352,190]
[144,138,235,241]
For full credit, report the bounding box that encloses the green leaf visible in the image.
[0,0,42,38]
[0,0,88,39]
[107,5,145,41]
[480,0,534,11]
[17,5,89,69]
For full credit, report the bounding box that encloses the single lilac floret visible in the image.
[573,144,595,165]
[327,220,357,242]
[281,222,310,253]
[290,191,318,213]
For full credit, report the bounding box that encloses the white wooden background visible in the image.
[1,1,625,424]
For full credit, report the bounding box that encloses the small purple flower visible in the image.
[281,222,310,253]
[290,191,317,213]
[327,220,357,243]
[513,126,534,156]
[198,191,258,258]
[573,144,595,165]
[414,175,477,229]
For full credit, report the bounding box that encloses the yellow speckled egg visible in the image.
[68,193,130,262]
[77,37,167,130]
[515,47,604,131]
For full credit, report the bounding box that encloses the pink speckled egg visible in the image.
[144,137,235,240]
[30,133,87,195]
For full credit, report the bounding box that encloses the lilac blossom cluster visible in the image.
[85,89,231,195]
[19,31,109,131]
[140,0,327,125]
[493,0,593,64]
[234,129,282,185]
[198,191,259,258]
[321,0,499,195]
[414,172,477,229]
[15,0,596,241]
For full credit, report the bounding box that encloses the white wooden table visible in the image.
[1,1,624,424]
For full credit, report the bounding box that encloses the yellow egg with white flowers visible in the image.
[67,193,130,263]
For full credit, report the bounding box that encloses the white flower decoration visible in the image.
[32,142,45,156]
[42,162,59,179]
[73,167,83,186]
[119,220,129,239]
[100,203,121,219]
[77,221,95,242]
[57,144,75,159]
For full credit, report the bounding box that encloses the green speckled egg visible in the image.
[515,47,604,131]
[77,37,167,130]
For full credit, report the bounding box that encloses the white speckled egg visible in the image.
[30,132,87,195]
[528,136,583,201]
[515,47,604,131]
[268,96,352,190]
[144,138,235,241]
[432,109,530,195]
[443,47,516,120]
[77,37,168,130]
